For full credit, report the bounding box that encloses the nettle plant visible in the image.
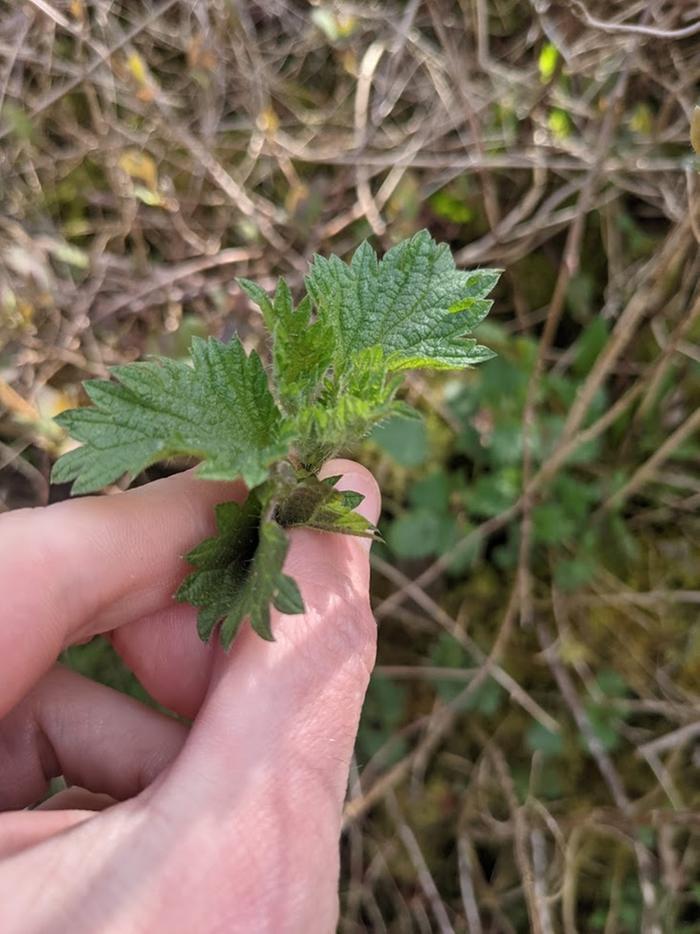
[52,231,500,648]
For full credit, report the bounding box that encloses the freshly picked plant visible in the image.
[52,231,499,648]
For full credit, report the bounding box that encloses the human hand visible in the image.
[0,459,380,933]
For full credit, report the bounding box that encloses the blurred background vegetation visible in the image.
[1,1,699,931]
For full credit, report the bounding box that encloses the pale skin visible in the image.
[0,459,380,933]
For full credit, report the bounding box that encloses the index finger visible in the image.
[0,471,243,717]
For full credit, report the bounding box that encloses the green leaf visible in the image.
[387,509,445,559]
[538,42,559,81]
[553,557,596,591]
[275,474,379,539]
[429,187,474,224]
[176,493,304,647]
[241,278,334,413]
[341,490,365,510]
[408,470,451,511]
[371,414,428,468]
[388,508,457,561]
[463,677,504,715]
[466,469,521,518]
[306,229,499,372]
[293,346,403,461]
[357,675,408,763]
[548,108,572,139]
[176,494,260,641]
[488,421,525,467]
[573,316,609,375]
[582,704,622,753]
[596,670,629,698]
[219,521,296,644]
[390,400,422,421]
[526,722,564,758]
[272,574,305,614]
[51,337,289,493]
[532,501,577,545]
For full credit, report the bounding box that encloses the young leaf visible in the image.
[51,337,289,493]
[306,229,500,372]
[292,346,404,464]
[241,277,333,413]
[176,492,304,647]
[275,474,379,539]
[175,494,261,641]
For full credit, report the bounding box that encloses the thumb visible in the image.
[149,460,380,930]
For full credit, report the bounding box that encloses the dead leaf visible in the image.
[126,52,156,102]
[187,35,217,71]
[256,107,279,135]
[691,106,700,156]
[118,149,159,192]
[69,0,85,21]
